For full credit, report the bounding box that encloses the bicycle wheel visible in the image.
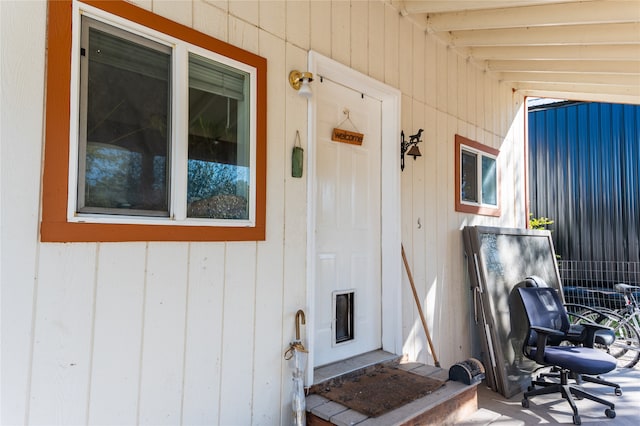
[568,306,640,369]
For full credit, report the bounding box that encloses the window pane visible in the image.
[187,53,250,220]
[482,156,497,206]
[461,150,478,202]
[80,20,171,215]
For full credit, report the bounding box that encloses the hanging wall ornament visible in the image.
[292,130,304,178]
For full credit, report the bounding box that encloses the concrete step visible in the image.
[306,357,479,426]
[454,408,524,426]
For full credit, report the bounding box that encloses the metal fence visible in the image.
[528,101,640,263]
[559,260,640,309]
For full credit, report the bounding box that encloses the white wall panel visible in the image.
[259,0,285,39]
[229,14,259,54]
[448,45,458,118]
[310,1,331,57]
[127,0,152,11]
[466,65,477,129]
[447,115,468,363]
[181,243,225,425]
[138,243,188,425]
[436,41,449,114]
[194,0,229,42]
[432,109,450,361]
[229,0,259,27]
[400,94,415,357]
[475,68,485,132]
[351,0,369,75]
[88,243,146,425]
[153,0,192,26]
[412,26,426,103]
[422,104,439,363]
[29,244,97,425]
[252,28,286,426]
[484,77,494,132]
[281,43,310,423]
[384,3,400,87]
[410,100,428,363]
[286,0,310,50]
[0,1,46,424]
[457,55,468,123]
[399,17,413,96]
[331,0,350,66]
[218,243,257,425]
[425,34,438,108]
[368,1,385,82]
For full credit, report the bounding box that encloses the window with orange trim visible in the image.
[454,134,501,217]
[41,0,267,242]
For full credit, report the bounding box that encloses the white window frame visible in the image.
[460,144,498,208]
[67,2,258,228]
[454,134,500,217]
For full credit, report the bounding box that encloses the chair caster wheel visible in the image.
[605,408,616,418]
[614,387,622,396]
[572,414,581,425]
[521,398,529,408]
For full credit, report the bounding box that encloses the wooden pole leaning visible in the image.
[401,244,440,368]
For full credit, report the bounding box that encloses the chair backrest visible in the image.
[517,287,571,346]
[522,275,549,288]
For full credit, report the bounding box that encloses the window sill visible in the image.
[455,202,501,217]
[41,220,265,242]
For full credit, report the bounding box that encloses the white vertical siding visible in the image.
[384,3,400,88]
[88,243,146,425]
[0,0,527,424]
[29,244,97,425]
[367,1,385,83]
[281,41,311,423]
[253,27,287,426]
[331,1,351,66]
[350,1,368,75]
[0,1,46,424]
[138,244,189,425]
[219,243,257,425]
[181,243,225,425]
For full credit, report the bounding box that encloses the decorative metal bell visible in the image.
[407,144,422,158]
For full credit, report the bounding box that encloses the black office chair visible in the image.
[511,286,617,425]
[521,276,621,396]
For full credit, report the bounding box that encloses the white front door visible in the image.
[313,77,382,367]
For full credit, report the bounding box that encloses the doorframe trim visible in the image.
[306,51,402,384]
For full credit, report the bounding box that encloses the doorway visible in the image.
[312,77,382,366]
[306,52,402,383]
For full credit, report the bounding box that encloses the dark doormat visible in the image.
[314,366,445,417]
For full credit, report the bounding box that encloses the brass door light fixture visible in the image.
[289,70,314,98]
[401,129,423,171]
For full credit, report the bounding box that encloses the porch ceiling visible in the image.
[396,0,640,104]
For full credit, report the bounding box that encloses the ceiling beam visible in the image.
[400,0,577,14]
[499,72,640,86]
[468,45,640,61]
[488,60,640,74]
[449,22,640,46]
[518,89,640,105]
[515,85,640,105]
[426,1,640,32]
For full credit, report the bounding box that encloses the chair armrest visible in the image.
[531,326,565,337]
[530,326,564,364]
[581,322,614,348]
